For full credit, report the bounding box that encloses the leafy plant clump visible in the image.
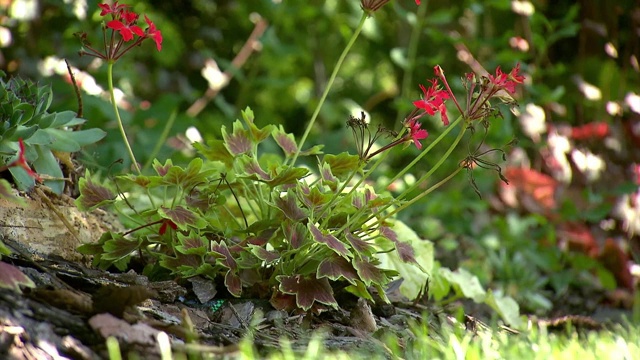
[0,70,106,195]
[79,107,423,312]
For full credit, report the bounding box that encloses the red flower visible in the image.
[406,119,428,150]
[489,63,525,94]
[98,1,128,17]
[8,139,41,182]
[415,0,421,4]
[159,219,177,235]
[107,18,144,42]
[144,15,163,51]
[413,78,450,125]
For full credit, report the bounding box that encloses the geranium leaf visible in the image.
[210,242,237,271]
[299,144,324,157]
[242,107,273,143]
[276,275,337,311]
[159,253,203,272]
[379,226,417,263]
[158,206,206,230]
[308,223,350,258]
[274,192,307,221]
[267,167,309,188]
[193,140,234,169]
[225,271,242,297]
[322,152,360,180]
[283,221,307,249]
[345,230,375,255]
[317,255,358,284]
[272,125,298,157]
[238,155,271,181]
[300,185,331,212]
[75,170,116,211]
[0,261,35,293]
[175,232,208,255]
[102,235,142,261]
[153,158,173,176]
[249,245,280,264]
[320,162,337,186]
[353,258,387,286]
[222,120,252,156]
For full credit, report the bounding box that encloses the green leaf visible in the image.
[64,128,107,146]
[241,107,273,143]
[26,129,55,146]
[376,220,433,300]
[308,223,350,258]
[222,120,252,156]
[0,179,23,204]
[75,170,116,211]
[317,254,359,284]
[485,290,522,328]
[193,140,234,169]
[48,111,78,128]
[272,125,298,157]
[158,206,207,230]
[266,167,309,188]
[102,235,142,262]
[322,152,360,180]
[439,267,487,303]
[42,128,81,152]
[32,145,64,194]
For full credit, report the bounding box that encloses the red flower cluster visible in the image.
[78,2,163,61]
[403,63,525,150]
[412,78,450,126]
[487,63,525,94]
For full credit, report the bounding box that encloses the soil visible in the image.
[0,190,633,359]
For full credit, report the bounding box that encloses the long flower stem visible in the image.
[290,12,368,165]
[389,115,463,191]
[375,166,463,226]
[107,61,141,175]
[395,117,467,202]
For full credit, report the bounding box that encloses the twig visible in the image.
[186,17,268,117]
[34,186,81,244]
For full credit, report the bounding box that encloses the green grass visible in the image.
[233,322,640,360]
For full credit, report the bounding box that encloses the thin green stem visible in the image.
[143,109,177,172]
[389,115,463,192]
[395,118,466,202]
[396,1,429,123]
[107,61,156,208]
[107,61,141,175]
[290,12,368,165]
[376,166,463,225]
